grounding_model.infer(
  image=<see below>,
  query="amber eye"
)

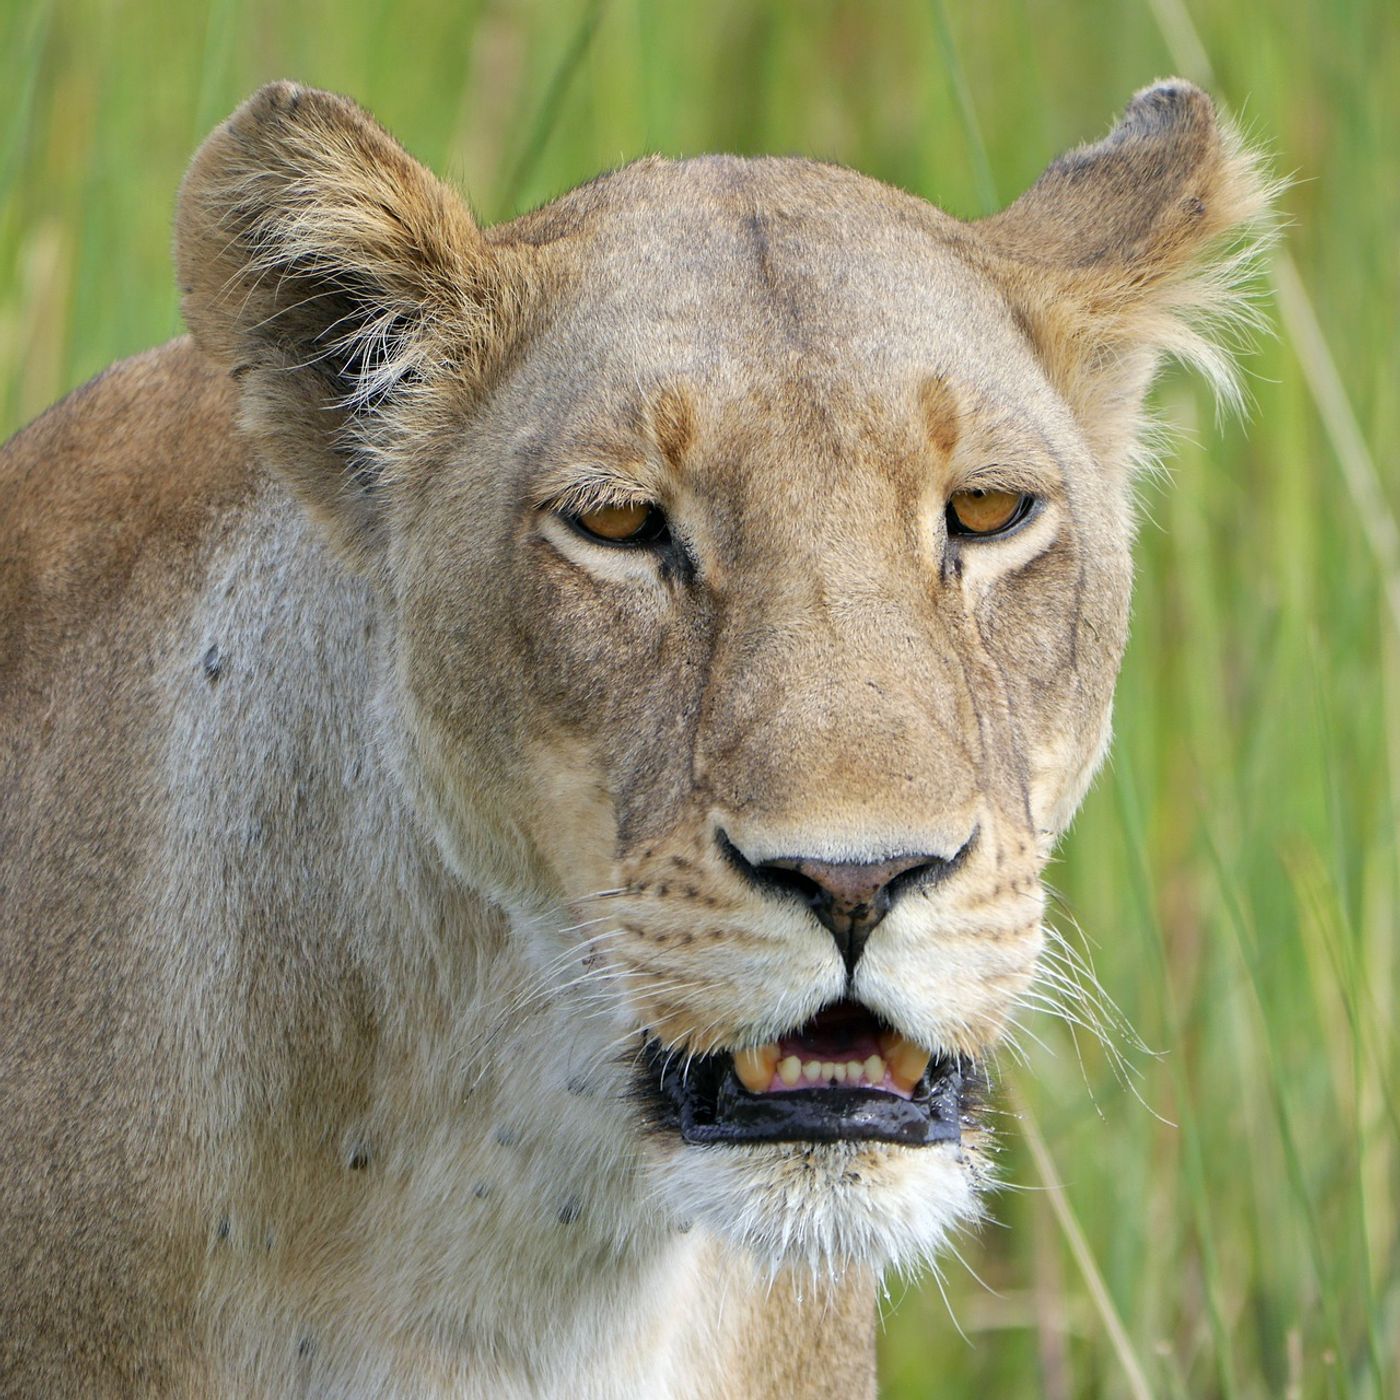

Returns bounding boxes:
[568,502,670,547]
[946,488,1033,538]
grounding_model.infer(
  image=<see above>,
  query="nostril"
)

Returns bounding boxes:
[740,859,835,925]
[718,830,976,974]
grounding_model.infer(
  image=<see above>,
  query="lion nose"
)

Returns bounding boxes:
[722,836,974,974]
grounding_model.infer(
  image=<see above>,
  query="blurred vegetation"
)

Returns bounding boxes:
[1,0,1394,1395]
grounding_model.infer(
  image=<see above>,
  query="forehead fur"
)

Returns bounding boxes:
[502,155,1047,402]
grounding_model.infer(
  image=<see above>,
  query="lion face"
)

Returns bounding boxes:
[177,84,1270,1276]
[386,161,1134,1271]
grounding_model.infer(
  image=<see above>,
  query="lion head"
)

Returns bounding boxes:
[175,80,1271,1280]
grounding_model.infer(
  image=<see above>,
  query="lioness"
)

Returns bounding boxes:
[0,80,1269,1396]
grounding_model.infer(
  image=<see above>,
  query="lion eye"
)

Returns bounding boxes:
[946,489,1032,538]
[569,502,670,546]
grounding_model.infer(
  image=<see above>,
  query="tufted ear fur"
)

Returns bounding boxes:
[977,80,1276,471]
[175,82,527,561]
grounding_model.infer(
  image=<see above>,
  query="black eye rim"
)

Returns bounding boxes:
[944,489,1038,541]
[561,503,672,549]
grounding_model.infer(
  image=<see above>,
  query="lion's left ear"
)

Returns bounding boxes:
[176,82,528,563]
[977,80,1275,469]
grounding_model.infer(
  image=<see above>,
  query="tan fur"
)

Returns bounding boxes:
[0,81,1271,1396]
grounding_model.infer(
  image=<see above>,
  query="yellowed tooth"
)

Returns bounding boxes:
[733,1045,779,1093]
[885,1034,932,1092]
[778,1055,802,1087]
[831,1061,847,1083]
[864,1054,885,1084]
[803,1060,822,1083]
[846,1059,863,1083]
[820,1061,837,1082]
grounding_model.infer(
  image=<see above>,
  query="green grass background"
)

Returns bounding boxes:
[2,0,1394,1395]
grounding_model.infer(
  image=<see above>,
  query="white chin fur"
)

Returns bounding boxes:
[654,1138,982,1278]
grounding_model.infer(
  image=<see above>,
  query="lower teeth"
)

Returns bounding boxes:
[732,1050,925,1093]
[731,1031,932,1095]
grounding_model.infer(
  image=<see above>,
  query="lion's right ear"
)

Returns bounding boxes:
[176,82,522,562]
[975,81,1276,473]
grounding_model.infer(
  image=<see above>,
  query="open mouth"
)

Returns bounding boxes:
[642,1000,967,1147]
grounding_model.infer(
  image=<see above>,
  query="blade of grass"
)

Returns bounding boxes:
[1017,1094,1154,1400]
[1113,757,1243,1400]
[0,0,54,211]
[928,0,998,214]
[1284,842,1394,1394]
[1142,0,1213,82]
[191,0,241,144]
[1196,815,1369,1397]
[498,0,606,215]
[1305,655,1393,1391]
[1269,257,1400,640]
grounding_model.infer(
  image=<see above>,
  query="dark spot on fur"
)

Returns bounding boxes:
[658,539,698,587]
[1009,304,1039,353]
[216,1216,229,1242]
[202,644,224,682]
[473,1182,491,1199]
[566,1074,593,1097]
[494,1126,518,1148]
[348,1146,370,1171]
[298,1337,315,1359]
[658,884,670,897]
[743,206,805,341]
[557,1199,581,1225]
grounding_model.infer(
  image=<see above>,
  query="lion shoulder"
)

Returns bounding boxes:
[0,338,253,669]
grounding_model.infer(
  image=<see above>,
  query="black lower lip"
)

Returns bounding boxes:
[641,1042,967,1147]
